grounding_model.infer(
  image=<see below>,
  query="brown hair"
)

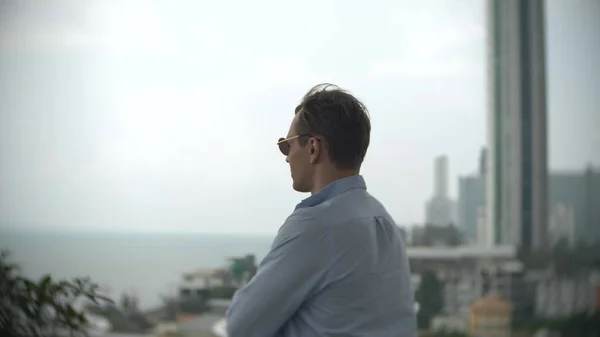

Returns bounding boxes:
[295,83,371,170]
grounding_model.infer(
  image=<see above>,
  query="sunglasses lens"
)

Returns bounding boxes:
[279,143,290,156]
[277,138,289,156]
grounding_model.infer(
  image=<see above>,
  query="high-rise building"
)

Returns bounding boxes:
[479,148,488,177]
[435,156,449,198]
[461,166,600,247]
[548,203,576,247]
[549,167,600,244]
[426,155,455,226]
[458,176,485,243]
[458,148,487,244]
[485,0,548,250]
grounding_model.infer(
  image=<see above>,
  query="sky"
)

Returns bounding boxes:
[0,0,598,234]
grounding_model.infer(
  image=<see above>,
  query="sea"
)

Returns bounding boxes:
[0,230,274,310]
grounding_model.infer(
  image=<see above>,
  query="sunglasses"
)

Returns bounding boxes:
[277,134,312,156]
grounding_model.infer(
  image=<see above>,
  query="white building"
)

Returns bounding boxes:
[442,272,482,315]
[485,0,548,249]
[548,203,576,247]
[179,268,226,300]
[535,274,596,318]
[477,207,491,247]
[431,314,467,333]
[435,156,449,200]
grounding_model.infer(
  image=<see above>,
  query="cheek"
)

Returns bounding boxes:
[288,149,303,168]
[288,152,298,167]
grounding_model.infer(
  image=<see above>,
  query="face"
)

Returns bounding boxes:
[278,114,319,193]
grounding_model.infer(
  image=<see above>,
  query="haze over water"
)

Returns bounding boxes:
[0,230,273,310]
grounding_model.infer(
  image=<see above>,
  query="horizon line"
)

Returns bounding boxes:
[0,226,276,236]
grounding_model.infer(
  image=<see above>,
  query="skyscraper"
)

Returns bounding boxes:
[458,175,484,243]
[434,156,449,199]
[457,148,487,244]
[426,155,455,226]
[549,167,600,244]
[485,0,548,250]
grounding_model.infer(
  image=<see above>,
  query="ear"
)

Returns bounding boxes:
[308,138,321,164]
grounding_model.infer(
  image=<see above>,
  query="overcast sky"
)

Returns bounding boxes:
[0,0,598,234]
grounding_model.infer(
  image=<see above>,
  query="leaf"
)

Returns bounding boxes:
[37,275,52,304]
[39,274,52,289]
[97,295,114,304]
[0,250,115,337]
[86,294,99,305]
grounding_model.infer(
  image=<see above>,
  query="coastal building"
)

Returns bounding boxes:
[431,314,467,334]
[410,224,462,247]
[407,245,519,321]
[434,258,532,325]
[485,0,548,250]
[480,263,536,326]
[180,268,225,296]
[469,294,513,337]
[407,245,517,276]
[228,254,258,286]
[534,273,597,318]
[442,272,482,316]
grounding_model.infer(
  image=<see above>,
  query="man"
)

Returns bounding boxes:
[226,84,416,337]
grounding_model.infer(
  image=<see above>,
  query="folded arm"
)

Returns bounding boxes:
[226,212,330,337]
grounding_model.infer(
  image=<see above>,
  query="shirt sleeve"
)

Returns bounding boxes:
[226,212,331,337]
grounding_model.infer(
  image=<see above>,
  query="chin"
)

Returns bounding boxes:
[292,180,310,193]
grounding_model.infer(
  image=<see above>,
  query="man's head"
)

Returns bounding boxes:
[277,83,371,193]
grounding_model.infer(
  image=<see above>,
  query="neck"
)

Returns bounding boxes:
[311,168,359,195]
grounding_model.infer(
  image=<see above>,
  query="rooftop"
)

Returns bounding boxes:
[406,245,516,259]
[471,293,513,313]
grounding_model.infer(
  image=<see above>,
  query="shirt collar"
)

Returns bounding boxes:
[295,175,367,210]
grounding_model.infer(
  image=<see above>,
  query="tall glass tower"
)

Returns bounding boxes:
[485,0,548,250]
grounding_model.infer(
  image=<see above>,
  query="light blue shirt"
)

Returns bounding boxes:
[226,175,417,337]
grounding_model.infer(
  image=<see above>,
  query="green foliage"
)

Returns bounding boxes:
[431,331,468,337]
[518,310,600,337]
[119,291,139,313]
[228,256,257,284]
[415,270,443,330]
[230,262,247,282]
[418,330,468,337]
[90,303,151,333]
[0,250,113,337]
[158,295,179,321]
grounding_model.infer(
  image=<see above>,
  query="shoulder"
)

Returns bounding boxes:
[273,210,327,249]
[311,189,389,227]
[267,210,331,276]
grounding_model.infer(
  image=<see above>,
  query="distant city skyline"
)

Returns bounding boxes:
[0,0,599,233]
[458,167,600,246]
